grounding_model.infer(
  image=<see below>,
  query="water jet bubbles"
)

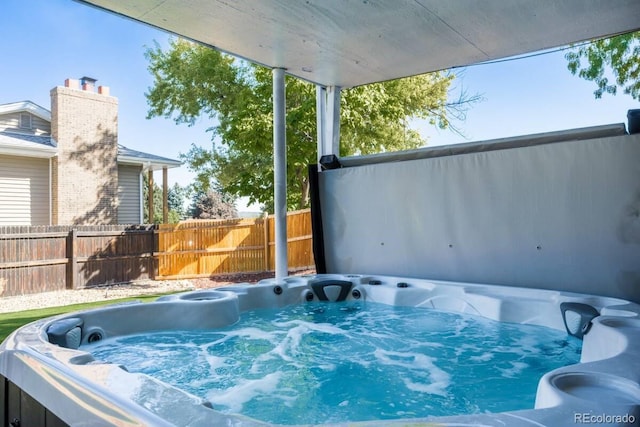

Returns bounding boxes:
[339,304,362,313]
[84,302,582,425]
[306,307,325,315]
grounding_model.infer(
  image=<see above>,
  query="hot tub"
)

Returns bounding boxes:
[1,274,639,426]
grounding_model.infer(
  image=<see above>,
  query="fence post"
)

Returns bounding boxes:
[263,214,270,271]
[66,229,77,289]
[151,226,158,280]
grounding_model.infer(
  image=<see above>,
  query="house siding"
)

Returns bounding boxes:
[117,164,141,224]
[0,154,50,225]
[0,112,51,135]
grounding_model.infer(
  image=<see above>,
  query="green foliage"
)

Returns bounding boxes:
[566,31,640,100]
[142,175,188,224]
[146,38,476,211]
[167,183,188,220]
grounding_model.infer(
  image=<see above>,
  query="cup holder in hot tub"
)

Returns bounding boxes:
[177,290,228,301]
[550,372,640,405]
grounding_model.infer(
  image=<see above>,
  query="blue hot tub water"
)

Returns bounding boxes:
[83,302,581,425]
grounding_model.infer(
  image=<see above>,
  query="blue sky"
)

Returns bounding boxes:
[0,0,210,188]
[420,47,638,146]
[2,0,638,193]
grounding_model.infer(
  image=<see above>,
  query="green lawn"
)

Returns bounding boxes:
[0,293,170,343]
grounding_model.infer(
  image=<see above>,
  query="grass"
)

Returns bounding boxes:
[0,293,172,343]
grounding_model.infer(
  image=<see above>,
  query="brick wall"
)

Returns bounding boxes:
[51,79,119,225]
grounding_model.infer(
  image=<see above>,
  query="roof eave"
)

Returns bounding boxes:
[0,101,52,122]
[117,155,182,170]
[0,145,57,159]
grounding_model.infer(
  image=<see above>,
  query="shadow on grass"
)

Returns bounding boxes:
[0,293,172,343]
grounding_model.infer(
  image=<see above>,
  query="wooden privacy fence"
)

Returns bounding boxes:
[156,209,314,279]
[0,210,314,297]
[0,225,155,297]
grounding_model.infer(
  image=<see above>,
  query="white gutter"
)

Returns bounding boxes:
[0,145,57,159]
[117,155,181,170]
[316,86,341,162]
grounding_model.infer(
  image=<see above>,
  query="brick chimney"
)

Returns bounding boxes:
[51,77,119,225]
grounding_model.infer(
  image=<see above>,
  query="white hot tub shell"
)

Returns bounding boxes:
[1,274,639,426]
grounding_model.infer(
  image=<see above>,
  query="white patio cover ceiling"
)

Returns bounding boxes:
[77,0,640,88]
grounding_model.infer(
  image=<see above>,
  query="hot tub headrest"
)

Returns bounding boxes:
[560,302,599,339]
[47,317,83,349]
[309,279,353,302]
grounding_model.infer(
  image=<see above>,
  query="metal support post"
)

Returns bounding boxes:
[316,85,341,162]
[273,68,288,282]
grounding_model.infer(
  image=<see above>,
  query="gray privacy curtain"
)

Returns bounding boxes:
[319,133,640,303]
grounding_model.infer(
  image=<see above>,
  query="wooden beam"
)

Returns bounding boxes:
[162,167,168,224]
[147,169,154,224]
[0,258,68,270]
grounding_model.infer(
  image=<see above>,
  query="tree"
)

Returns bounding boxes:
[142,176,188,223]
[565,31,640,100]
[146,38,478,211]
[189,189,238,219]
[167,183,188,221]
